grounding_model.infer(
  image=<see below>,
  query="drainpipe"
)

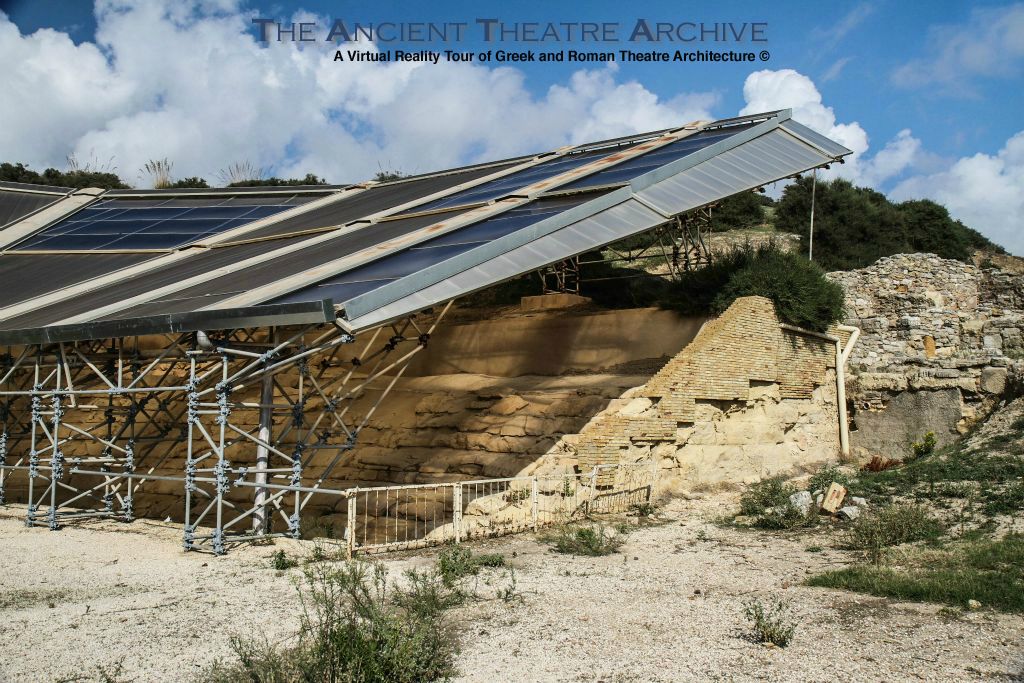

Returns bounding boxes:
[835,324,861,458]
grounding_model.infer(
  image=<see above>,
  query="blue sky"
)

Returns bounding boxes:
[1,0,1022,251]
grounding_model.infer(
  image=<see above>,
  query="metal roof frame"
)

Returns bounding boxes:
[42,146,588,327]
[337,110,853,331]
[0,299,333,345]
[0,110,853,343]
[197,120,711,310]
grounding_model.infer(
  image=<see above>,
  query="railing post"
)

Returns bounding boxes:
[531,477,539,531]
[346,492,357,559]
[452,483,463,544]
[588,467,598,515]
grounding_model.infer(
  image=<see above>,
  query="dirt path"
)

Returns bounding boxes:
[1,495,1021,682]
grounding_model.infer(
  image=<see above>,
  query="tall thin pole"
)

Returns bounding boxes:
[808,167,817,262]
[252,369,274,534]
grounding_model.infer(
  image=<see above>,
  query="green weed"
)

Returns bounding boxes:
[743,597,796,647]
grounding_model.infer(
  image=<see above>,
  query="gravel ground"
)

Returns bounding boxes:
[1,495,1021,683]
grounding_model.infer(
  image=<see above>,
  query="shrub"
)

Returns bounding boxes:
[660,243,845,332]
[911,432,938,459]
[808,463,853,494]
[774,176,1003,270]
[743,597,796,647]
[436,544,505,586]
[710,191,766,231]
[207,561,459,682]
[547,523,623,556]
[754,505,817,531]
[846,504,945,563]
[739,476,794,516]
[270,549,297,570]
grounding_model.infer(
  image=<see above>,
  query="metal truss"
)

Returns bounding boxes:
[539,256,581,294]
[572,206,716,287]
[0,303,450,554]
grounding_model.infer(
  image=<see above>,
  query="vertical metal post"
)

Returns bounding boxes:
[808,167,817,262]
[346,493,356,559]
[589,468,598,515]
[213,353,228,555]
[452,483,463,544]
[26,351,40,527]
[48,358,63,530]
[531,476,539,531]
[252,370,274,534]
[183,355,197,551]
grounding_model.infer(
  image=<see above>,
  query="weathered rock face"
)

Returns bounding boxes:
[529,296,843,492]
[827,253,1024,455]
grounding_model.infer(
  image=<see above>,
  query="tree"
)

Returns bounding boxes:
[169,177,210,188]
[774,176,1002,271]
[227,173,329,187]
[0,161,129,189]
[659,243,845,332]
[710,191,766,231]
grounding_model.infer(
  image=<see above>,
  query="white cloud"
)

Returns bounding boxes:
[739,68,920,186]
[891,3,1024,94]
[812,3,874,46]
[820,57,851,83]
[0,1,717,186]
[892,131,1024,255]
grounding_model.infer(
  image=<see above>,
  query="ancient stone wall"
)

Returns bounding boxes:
[2,299,845,522]
[528,296,843,491]
[827,253,1024,455]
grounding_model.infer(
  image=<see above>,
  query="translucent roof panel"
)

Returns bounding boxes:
[400,145,639,214]
[554,123,758,192]
[12,195,314,252]
[272,195,595,305]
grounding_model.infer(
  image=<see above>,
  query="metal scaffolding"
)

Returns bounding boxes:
[0,304,450,554]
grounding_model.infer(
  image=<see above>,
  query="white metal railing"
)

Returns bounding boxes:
[332,461,657,556]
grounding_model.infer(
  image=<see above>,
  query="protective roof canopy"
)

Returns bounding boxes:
[0,110,851,344]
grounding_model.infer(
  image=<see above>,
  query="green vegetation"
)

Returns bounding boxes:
[436,544,506,586]
[853,441,1024,509]
[807,463,853,494]
[774,177,1002,270]
[270,549,298,571]
[845,504,945,564]
[545,523,623,556]
[207,562,459,682]
[738,475,794,516]
[805,412,1024,613]
[808,535,1024,613]
[743,597,796,647]
[734,475,817,529]
[910,431,938,460]
[710,191,769,231]
[227,173,329,187]
[168,176,210,188]
[0,161,128,190]
[659,243,845,332]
